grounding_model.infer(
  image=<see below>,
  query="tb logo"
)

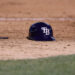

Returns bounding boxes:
[41,27,50,35]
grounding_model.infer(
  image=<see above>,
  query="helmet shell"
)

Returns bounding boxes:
[28,22,55,41]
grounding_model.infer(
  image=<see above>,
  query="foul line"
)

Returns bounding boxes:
[0,17,75,21]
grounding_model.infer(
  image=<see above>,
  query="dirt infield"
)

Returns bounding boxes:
[0,0,75,60]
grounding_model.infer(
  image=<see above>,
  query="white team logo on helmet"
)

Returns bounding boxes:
[41,27,50,35]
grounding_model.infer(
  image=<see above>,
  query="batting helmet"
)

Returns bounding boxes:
[28,22,55,41]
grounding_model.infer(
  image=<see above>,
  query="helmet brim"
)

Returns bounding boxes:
[27,36,55,41]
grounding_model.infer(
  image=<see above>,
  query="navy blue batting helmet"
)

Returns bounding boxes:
[28,22,55,41]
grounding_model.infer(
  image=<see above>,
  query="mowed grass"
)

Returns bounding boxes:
[0,55,75,75]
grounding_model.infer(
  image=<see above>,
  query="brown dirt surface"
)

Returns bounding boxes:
[0,0,75,60]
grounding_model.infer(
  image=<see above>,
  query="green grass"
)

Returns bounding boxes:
[0,55,75,75]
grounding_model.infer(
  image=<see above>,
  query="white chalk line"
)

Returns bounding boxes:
[0,17,75,21]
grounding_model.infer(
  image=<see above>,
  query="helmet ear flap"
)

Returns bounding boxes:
[29,26,37,38]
